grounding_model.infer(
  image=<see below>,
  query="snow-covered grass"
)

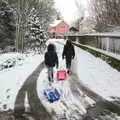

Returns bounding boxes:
[73,45,120,101]
[74,41,120,60]
[85,32,120,37]
[0,52,43,111]
[0,53,25,71]
[86,45,120,60]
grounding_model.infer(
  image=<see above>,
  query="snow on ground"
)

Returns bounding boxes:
[37,40,94,119]
[37,68,87,119]
[0,53,24,65]
[85,32,120,37]
[0,52,43,111]
[73,45,120,101]
[86,45,120,60]
[51,39,120,101]
[74,41,120,60]
[0,38,120,115]
[0,53,25,71]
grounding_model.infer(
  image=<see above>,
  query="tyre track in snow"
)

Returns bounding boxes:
[14,41,120,120]
[13,60,84,120]
[56,40,120,117]
[14,62,52,120]
[14,58,84,120]
[70,66,120,119]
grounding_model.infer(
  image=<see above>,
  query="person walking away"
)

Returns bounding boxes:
[44,44,59,83]
[62,40,75,73]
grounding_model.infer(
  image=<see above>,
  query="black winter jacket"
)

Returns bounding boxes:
[62,41,75,60]
[45,51,58,67]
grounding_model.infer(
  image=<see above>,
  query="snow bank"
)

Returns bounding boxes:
[0,53,43,111]
[74,47,120,100]
[74,42,120,60]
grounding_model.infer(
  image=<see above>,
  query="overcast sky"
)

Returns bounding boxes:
[54,0,88,24]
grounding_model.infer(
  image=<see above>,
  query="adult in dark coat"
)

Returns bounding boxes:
[62,40,75,72]
[45,44,58,82]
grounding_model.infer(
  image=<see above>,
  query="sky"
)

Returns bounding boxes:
[54,0,88,24]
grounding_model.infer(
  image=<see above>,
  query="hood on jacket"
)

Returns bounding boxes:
[47,44,56,52]
[66,40,72,47]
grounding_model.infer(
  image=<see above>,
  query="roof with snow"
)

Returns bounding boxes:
[50,20,62,27]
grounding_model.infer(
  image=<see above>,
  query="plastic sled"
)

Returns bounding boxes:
[44,88,60,102]
[56,70,68,81]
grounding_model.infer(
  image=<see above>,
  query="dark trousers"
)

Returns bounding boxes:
[66,58,72,69]
[47,67,53,82]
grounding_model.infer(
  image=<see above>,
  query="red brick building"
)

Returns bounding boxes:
[49,20,69,36]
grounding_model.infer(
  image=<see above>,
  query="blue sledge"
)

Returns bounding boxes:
[44,88,60,102]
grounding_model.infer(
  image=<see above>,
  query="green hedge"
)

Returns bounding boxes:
[74,43,120,71]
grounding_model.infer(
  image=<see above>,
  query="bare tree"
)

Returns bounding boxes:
[74,0,93,33]
[89,0,120,32]
[75,0,85,18]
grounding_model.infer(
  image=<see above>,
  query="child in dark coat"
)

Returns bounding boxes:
[45,44,58,82]
[62,40,75,73]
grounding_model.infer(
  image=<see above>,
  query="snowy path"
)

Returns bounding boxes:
[14,61,90,120]
[13,59,120,120]
[13,42,94,120]
[36,67,89,120]
[13,40,120,120]
[14,62,52,120]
